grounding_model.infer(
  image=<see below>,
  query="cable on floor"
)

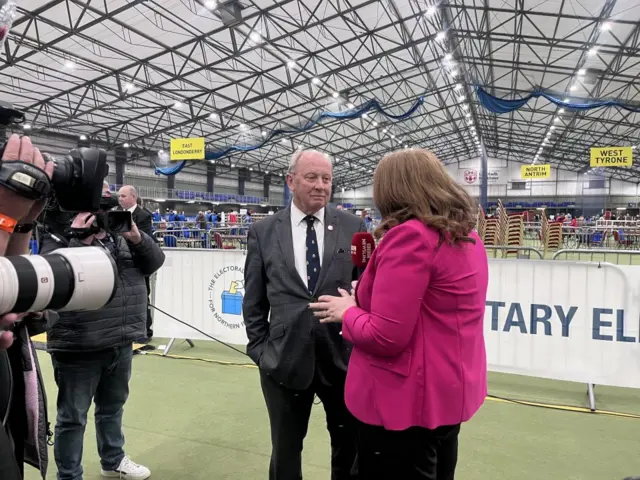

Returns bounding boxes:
[148,304,640,418]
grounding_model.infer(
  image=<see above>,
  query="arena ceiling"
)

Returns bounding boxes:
[1,0,639,190]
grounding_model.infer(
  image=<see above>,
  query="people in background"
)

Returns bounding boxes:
[195,211,207,230]
[310,148,488,480]
[243,149,366,480]
[41,182,165,480]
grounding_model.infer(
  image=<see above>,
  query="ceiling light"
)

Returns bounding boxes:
[391,135,396,138]
[458,95,465,101]
[250,31,262,43]
[465,113,471,118]
[281,138,287,143]
[373,122,378,127]
[80,135,87,140]
[231,163,236,167]
[404,145,408,148]
[347,103,355,109]
[563,98,570,102]
[362,113,368,118]
[173,101,182,108]
[383,129,387,133]
[455,84,462,90]
[550,126,556,130]
[261,131,267,137]
[450,70,458,77]
[64,61,75,69]
[239,123,247,129]
[23,124,31,129]
[444,53,453,62]
[425,6,437,16]
[435,31,446,42]
[249,167,253,171]
[570,85,577,91]
[209,113,218,120]
[287,60,296,69]
[578,68,586,76]
[588,47,598,55]
[554,117,560,122]
[123,143,130,148]
[312,77,320,84]
[600,22,611,31]
[332,91,339,98]
[463,104,469,110]
[124,83,134,91]
[205,0,216,9]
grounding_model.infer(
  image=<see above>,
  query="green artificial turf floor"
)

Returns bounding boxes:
[23,339,640,480]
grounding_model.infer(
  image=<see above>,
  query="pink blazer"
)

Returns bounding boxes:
[342,219,488,431]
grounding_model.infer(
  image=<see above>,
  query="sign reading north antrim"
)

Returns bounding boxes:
[521,164,551,179]
[170,137,205,161]
[590,147,633,168]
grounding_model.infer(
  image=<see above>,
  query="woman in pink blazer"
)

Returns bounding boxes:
[309,149,488,479]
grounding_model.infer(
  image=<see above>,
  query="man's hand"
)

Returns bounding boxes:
[0,134,55,222]
[0,313,25,349]
[71,212,96,245]
[122,222,142,244]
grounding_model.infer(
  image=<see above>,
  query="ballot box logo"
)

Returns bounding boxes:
[207,265,245,330]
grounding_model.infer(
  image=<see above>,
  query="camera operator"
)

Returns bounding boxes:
[0,133,55,480]
[39,183,165,480]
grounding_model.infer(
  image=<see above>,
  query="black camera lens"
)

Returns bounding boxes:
[51,148,109,212]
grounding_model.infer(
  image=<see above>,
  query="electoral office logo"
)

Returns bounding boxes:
[207,265,245,330]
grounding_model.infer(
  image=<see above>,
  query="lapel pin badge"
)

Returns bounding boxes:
[328,225,334,231]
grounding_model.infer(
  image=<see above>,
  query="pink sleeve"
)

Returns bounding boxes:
[342,222,433,357]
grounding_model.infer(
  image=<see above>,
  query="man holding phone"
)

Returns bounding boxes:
[39,184,165,480]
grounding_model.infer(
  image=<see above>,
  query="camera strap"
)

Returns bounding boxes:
[0,160,51,200]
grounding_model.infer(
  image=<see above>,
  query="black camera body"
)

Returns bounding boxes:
[0,102,110,214]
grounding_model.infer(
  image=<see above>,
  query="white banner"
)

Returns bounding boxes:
[152,250,640,389]
[486,260,640,388]
[457,167,505,185]
[154,249,249,345]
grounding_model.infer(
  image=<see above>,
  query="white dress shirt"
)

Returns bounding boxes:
[126,205,137,214]
[290,202,325,288]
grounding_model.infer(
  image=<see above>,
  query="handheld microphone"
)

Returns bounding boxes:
[351,232,375,279]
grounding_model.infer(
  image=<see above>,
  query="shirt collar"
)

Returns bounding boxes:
[127,205,137,214]
[291,202,324,227]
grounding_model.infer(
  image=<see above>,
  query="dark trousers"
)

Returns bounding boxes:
[353,421,461,480]
[51,345,133,480]
[260,370,356,480]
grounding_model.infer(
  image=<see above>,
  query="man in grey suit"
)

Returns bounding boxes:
[243,149,365,480]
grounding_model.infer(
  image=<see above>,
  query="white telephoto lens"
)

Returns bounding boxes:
[54,246,117,312]
[0,246,117,315]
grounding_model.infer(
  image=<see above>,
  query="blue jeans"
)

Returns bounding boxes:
[51,345,133,480]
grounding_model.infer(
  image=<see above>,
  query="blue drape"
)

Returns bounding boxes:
[155,96,425,176]
[476,86,640,115]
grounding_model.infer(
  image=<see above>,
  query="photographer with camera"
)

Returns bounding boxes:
[0,133,56,480]
[39,181,164,480]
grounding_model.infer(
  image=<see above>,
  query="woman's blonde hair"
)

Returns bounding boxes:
[373,148,476,244]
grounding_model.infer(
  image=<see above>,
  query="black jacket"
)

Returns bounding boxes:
[132,206,153,239]
[39,232,165,352]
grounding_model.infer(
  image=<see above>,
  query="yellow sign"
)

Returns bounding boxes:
[521,164,551,179]
[170,137,205,161]
[590,147,633,167]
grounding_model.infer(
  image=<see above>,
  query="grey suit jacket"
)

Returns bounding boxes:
[243,205,366,390]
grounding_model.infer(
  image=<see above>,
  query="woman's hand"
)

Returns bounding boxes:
[350,280,358,296]
[309,288,356,323]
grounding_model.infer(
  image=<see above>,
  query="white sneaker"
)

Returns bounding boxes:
[101,456,151,479]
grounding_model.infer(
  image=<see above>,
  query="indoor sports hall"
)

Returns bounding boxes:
[0,0,638,479]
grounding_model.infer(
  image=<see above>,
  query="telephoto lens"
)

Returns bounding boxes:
[0,246,118,315]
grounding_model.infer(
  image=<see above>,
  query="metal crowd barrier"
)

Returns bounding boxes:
[485,245,544,259]
[551,248,638,411]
